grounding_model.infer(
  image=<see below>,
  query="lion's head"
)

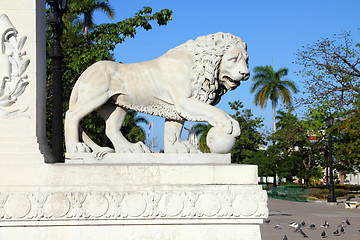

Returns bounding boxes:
[177,32,249,105]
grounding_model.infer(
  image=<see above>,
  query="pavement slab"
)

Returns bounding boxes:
[261,198,360,240]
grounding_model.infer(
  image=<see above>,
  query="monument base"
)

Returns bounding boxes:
[0,154,268,240]
[2,223,262,240]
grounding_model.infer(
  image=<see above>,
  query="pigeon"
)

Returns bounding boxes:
[308,224,316,230]
[298,228,308,238]
[289,222,299,229]
[321,220,329,229]
[274,223,281,229]
[265,219,270,223]
[346,218,351,225]
[333,229,340,236]
[283,235,288,240]
[321,230,327,238]
[340,226,345,233]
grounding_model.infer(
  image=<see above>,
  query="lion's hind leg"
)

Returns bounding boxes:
[65,92,110,153]
[97,103,150,153]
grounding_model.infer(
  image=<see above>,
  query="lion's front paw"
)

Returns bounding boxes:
[213,115,240,137]
[69,142,92,153]
[231,119,241,137]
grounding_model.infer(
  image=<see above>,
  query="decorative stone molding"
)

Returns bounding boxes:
[0,14,30,119]
[0,189,268,221]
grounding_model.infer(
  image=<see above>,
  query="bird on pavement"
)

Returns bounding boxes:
[298,227,308,238]
[289,222,299,229]
[321,220,329,229]
[321,230,327,238]
[308,224,316,230]
[274,224,281,229]
[333,229,340,236]
[346,218,351,225]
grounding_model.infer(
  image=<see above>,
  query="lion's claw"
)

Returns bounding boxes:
[69,142,92,153]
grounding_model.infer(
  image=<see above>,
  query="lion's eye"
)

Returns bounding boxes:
[228,57,237,62]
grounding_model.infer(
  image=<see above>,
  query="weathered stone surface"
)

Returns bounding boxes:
[64,32,250,156]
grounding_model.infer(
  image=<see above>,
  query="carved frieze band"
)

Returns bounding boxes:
[0,190,268,221]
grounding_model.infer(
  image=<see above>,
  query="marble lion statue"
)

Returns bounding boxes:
[65,32,250,156]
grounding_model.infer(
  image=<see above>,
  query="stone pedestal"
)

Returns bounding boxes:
[0,0,51,162]
[0,1,268,239]
[0,155,268,240]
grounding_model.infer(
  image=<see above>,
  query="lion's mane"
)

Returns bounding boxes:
[175,32,245,105]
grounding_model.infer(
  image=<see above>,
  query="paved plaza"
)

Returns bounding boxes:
[261,198,360,240]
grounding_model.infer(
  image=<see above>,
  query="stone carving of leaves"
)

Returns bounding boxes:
[27,192,49,220]
[142,191,161,218]
[104,192,124,219]
[0,16,30,118]
[217,191,235,218]
[253,191,269,218]
[180,192,200,217]
[67,192,88,219]
[0,193,9,219]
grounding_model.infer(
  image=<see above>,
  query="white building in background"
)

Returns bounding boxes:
[347,171,360,185]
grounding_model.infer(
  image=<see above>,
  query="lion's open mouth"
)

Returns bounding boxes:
[222,75,240,89]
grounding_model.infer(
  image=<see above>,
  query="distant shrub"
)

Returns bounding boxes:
[310,188,349,199]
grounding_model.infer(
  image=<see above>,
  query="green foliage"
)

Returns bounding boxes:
[310,188,349,199]
[251,66,298,109]
[192,123,211,153]
[295,32,360,179]
[228,101,265,164]
[268,110,326,187]
[251,65,298,132]
[46,2,172,150]
[295,32,360,110]
[69,0,115,35]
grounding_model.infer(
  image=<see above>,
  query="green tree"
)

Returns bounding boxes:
[250,65,299,132]
[46,3,173,150]
[270,110,326,187]
[295,32,360,184]
[295,32,360,109]
[229,100,265,163]
[192,123,211,153]
[69,0,115,35]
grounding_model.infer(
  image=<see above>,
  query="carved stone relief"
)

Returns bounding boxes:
[0,14,30,119]
[0,189,268,221]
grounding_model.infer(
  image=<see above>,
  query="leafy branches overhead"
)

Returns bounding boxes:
[295,32,360,108]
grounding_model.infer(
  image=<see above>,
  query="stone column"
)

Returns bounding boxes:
[0,0,52,163]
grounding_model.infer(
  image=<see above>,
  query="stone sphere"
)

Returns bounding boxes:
[206,127,236,154]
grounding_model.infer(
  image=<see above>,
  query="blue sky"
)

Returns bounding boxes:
[94,0,360,151]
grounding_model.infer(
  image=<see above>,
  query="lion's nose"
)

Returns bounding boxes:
[241,72,250,80]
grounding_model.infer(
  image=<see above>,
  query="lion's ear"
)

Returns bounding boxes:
[243,41,247,51]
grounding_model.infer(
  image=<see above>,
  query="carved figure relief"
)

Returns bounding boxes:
[0,14,30,119]
[65,32,249,157]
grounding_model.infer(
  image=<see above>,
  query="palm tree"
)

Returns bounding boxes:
[192,123,212,153]
[70,0,115,35]
[250,65,299,132]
